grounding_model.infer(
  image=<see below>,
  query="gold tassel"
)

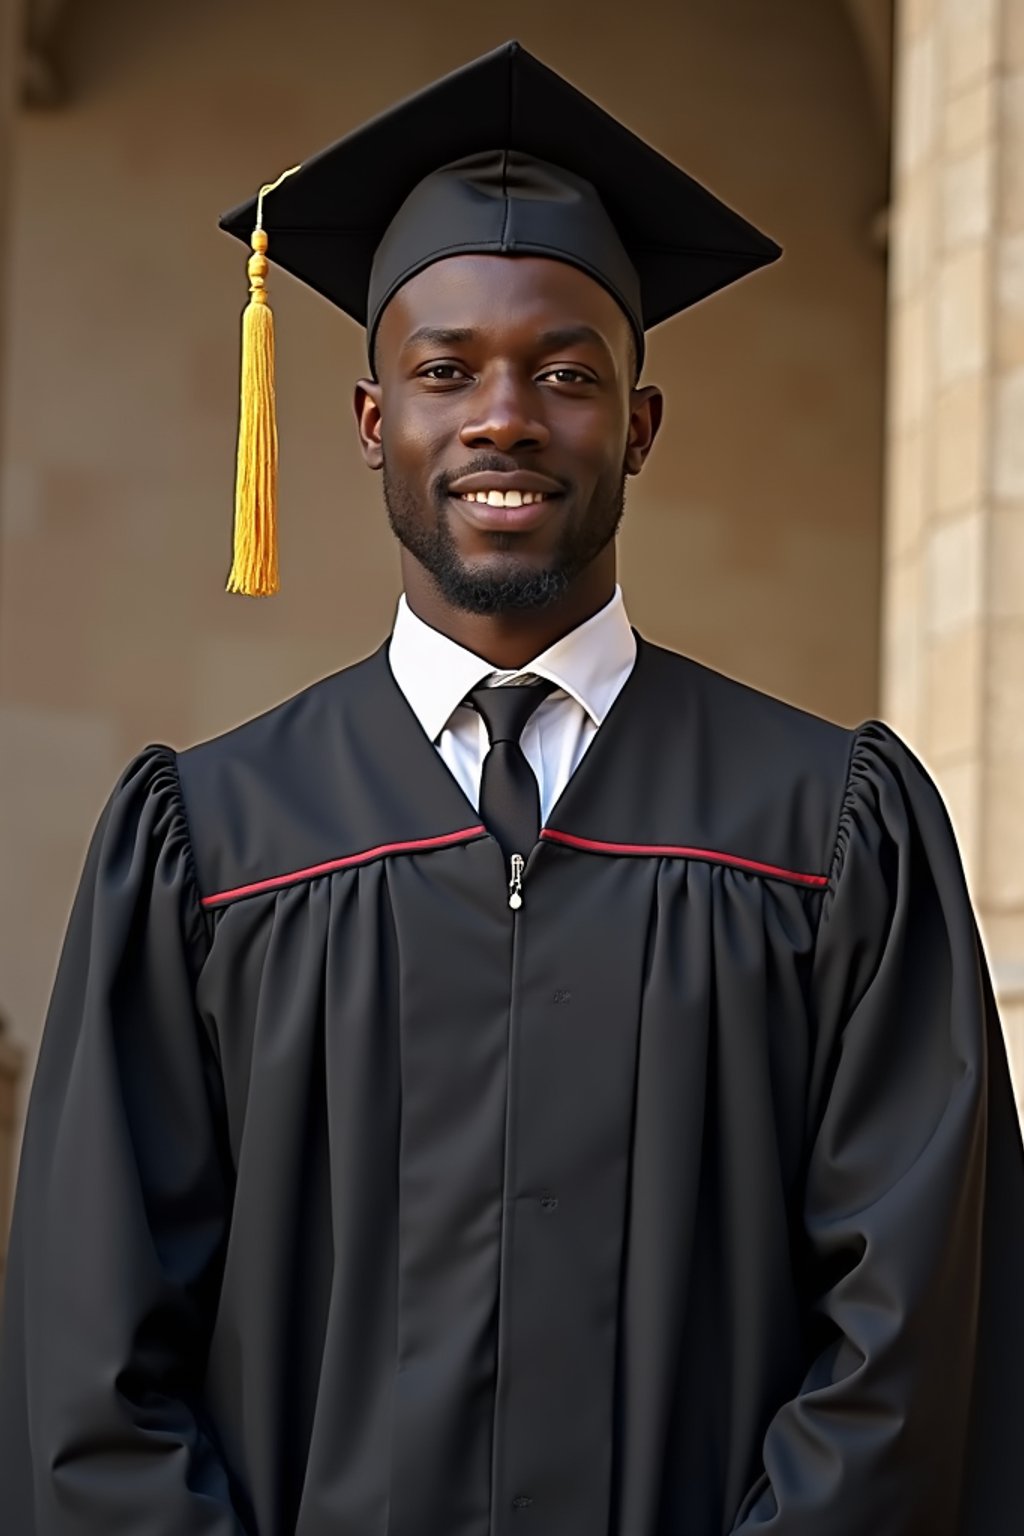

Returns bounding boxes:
[226,166,300,596]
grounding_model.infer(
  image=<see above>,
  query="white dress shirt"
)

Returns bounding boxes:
[387,586,636,823]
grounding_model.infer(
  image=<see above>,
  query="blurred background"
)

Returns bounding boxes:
[0,0,1021,1287]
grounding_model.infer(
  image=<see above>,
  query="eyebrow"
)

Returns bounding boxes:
[400,323,612,354]
[534,325,610,353]
[401,326,475,352]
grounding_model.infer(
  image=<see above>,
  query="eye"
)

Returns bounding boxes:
[539,366,595,385]
[418,362,470,382]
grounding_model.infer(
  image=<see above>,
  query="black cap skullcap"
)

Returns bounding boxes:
[219,39,782,373]
[365,148,646,372]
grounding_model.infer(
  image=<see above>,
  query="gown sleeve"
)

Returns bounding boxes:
[732,721,1024,1536]
[0,747,248,1533]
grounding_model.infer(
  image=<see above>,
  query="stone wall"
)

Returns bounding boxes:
[0,0,889,1148]
[885,0,1024,1103]
[0,0,25,1291]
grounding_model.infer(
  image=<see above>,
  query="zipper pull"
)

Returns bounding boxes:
[508,853,525,910]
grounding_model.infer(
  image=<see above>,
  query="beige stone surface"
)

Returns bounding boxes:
[986,620,1024,759]
[882,552,927,737]
[902,0,938,45]
[942,0,999,97]
[983,752,1024,905]
[898,26,939,173]
[894,291,931,428]
[886,423,929,557]
[934,371,987,512]
[924,620,985,758]
[888,0,1024,1121]
[925,507,986,632]
[999,72,1024,232]
[943,73,996,154]
[937,242,989,382]
[941,146,993,247]
[1004,0,1024,66]
[996,231,1024,368]
[893,163,937,299]
[882,554,926,740]
[990,504,1024,615]
[993,365,1024,497]
[984,908,1024,960]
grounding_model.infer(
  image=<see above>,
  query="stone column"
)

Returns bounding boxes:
[885,0,1024,1108]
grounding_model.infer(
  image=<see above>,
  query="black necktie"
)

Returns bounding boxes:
[467,679,557,863]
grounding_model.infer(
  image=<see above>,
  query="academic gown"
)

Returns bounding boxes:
[1,634,1022,1536]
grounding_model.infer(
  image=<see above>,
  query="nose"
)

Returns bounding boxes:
[459,368,550,454]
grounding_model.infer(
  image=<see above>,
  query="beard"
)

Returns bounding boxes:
[383,454,626,616]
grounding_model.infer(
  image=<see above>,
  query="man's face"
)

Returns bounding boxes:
[355,254,661,615]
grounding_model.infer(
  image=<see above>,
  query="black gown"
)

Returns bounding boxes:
[1,635,1022,1536]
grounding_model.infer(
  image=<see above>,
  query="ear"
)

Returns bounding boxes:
[624,384,664,476]
[353,378,384,470]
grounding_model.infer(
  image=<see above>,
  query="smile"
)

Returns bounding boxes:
[457,490,555,508]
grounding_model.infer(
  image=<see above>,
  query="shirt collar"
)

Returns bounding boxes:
[388,585,636,744]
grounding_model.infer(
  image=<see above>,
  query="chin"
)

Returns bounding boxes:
[430,558,572,616]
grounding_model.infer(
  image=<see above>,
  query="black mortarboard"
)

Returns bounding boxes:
[218,41,781,595]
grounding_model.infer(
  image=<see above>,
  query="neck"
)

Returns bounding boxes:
[401,552,616,670]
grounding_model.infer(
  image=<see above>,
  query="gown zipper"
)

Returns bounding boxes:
[508,853,525,909]
[491,840,528,1529]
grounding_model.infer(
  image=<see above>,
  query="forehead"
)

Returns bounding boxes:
[375,253,635,358]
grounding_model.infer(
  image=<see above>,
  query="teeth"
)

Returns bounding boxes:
[461,489,547,507]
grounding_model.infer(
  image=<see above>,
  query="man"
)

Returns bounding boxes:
[1,40,1022,1536]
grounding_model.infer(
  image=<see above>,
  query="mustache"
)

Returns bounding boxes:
[434,456,572,499]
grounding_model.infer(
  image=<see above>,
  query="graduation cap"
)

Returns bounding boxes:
[218,40,781,596]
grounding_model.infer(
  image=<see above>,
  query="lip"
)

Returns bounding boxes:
[446,470,564,496]
[449,492,558,533]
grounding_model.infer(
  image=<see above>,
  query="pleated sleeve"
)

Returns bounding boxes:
[0,748,247,1533]
[732,721,1024,1535]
